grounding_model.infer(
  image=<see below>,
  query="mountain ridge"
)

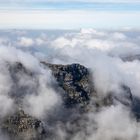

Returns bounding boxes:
[1,61,140,140]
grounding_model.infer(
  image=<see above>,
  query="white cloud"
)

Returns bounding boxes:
[112,32,127,40]
[17,37,34,47]
[0,46,62,121]
[80,28,106,37]
[23,66,62,119]
[35,38,46,46]
[0,29,140,139]
[0,10,139,29]
[92,105,139,140]
[48,29,140,100]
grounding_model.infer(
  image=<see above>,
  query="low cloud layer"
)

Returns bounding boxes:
[0,29,140,139]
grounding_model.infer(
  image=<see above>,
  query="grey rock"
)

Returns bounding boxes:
[1,109,46,140]
[1,61,139,140]
[41,62,94,108]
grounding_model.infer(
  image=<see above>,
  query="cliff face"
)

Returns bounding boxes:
[42,62,133,108]
[42,62,93,108]
[1,110,46,140]
[0,62,138,140]
[1,62,94,140]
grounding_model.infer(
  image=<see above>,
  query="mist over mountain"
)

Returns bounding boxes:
[0,29,140,140]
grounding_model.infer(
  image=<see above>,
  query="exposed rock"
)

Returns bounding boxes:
[113,85,133,106]
[42,62,134,108]
[9,62,133,109]
[41,62,94,108]
[1,109,46,140]
[1,61,138,140]
[132,97,140,120]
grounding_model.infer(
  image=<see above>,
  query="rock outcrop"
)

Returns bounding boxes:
[41,62,94,108]
[1,61,138,140]
[1,109,46,140]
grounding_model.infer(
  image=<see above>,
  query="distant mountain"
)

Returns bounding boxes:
[121,54,140,62]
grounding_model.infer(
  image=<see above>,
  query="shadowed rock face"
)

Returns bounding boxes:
[41,62,94,108]
[42,62,133,108]
[8,62,38,100]
[1,62,139,140]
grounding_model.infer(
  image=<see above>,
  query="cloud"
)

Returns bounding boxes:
[23,68,62,119]
[0,29,140,139]
[0,10,140,29]
[17,37,34,47]
[112,32,127,40]
[50,29,140,57]
[89,105,139,140]
[0,46,61,120]
[0,37,10,46]
[48,29,140,101]
[16,36,47,47]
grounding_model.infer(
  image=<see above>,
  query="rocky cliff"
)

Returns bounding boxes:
[1,62,139,140]
[1,109,46,140]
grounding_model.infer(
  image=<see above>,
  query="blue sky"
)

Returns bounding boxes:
[0,0,140,11]
[0,0,140,29]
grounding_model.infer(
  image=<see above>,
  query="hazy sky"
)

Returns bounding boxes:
[0,0,140,29]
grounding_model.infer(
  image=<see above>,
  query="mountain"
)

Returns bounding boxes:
[121,54,140,62]
[1,62,140,140]
[1,109,46,140]
[41,62,93,108]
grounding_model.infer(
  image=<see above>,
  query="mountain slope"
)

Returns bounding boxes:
[0,62,139,140]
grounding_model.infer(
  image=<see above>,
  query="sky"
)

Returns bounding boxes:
[0,0,140,29]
